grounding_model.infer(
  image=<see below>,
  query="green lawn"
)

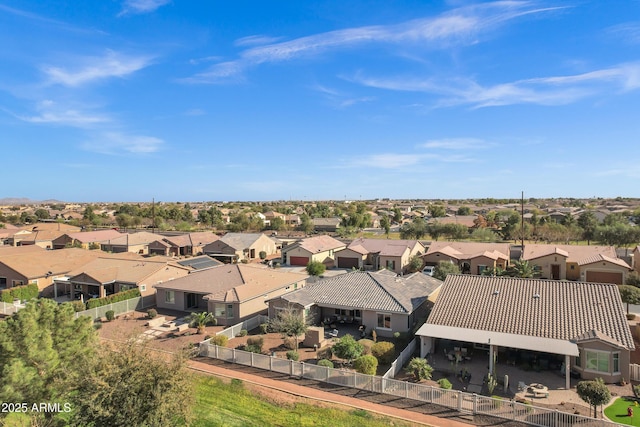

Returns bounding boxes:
[191,375,416,427]
[604,397,640,426]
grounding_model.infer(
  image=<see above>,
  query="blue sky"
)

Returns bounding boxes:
[1,1,640,202]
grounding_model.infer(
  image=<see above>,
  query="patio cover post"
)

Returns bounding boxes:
[565,354,570,389]
[488,339,494,376]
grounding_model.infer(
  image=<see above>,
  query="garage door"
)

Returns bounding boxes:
[586,271,623,285]
[289,256,309,266]
[337,257,359,269]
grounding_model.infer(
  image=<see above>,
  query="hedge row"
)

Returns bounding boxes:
[0,283,39,303]
[86,288,141,309]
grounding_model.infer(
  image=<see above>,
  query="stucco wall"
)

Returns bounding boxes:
[528,254,567,280]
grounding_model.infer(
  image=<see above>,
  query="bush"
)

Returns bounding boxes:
[236,329,248,337]
[259,323,269,334]
[317,346,333,360]
[405,357,434,381]
[210,335,229,347]
[86,288,141,309]
[246,337,264,353]
[358,339,374,355]
[627,313,636,320]
[317,359,334,368]
[147,308,158,319]
[286,350,299,361]
[70,300,87,312]
[105,310,115,322]
[438,378,452,389]
[371,341,395,365]
[306,260,326,276]
[0,283,39,303]
[353,355,378,375]
[283,336,297,350]
[259,251,267,260]
[93,322,102,330]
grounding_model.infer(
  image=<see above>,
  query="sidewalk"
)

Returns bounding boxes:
[189,359,477,427]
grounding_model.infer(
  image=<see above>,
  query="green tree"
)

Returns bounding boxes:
[577,211,598,245]
[73,340,194,427]
[619,285,640,314]
[433,261,461,281]
[626,271,640,287]
[576,378,611,418]
[392,207,403,223]
[353,354,378,375]
[507,260,539,278]
[269,307,308,351]
[188,311,215,334]
[34,208,50,220]
[306,260,326,276]
[83,206,96,222]
[270,216,285,231]
[332,334,363,364]
[407,255,424,273]
[427,223,446,241]
[481,266,507,277]
[428,204,446,218]
[0,299,97,424]
[405,357,434,381]
[380,215,391,238]
[457,206,472,216]
[299,213,314,234]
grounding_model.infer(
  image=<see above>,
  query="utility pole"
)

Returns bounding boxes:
[521,191,525,249]
[152,198,155,234]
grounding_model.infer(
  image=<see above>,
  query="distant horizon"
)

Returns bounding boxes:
[2,2,640,201]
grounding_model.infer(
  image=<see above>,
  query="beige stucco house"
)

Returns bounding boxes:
[52,229,123,250]
[202,233,278,263]
[416,275,635,387]
[154,264,307,326]
[281,235,346,267]
[100,231,164,255]
[422,241,510,275]
[334,238,425,274]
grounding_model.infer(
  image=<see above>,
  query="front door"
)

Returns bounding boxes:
[551,264,560,280]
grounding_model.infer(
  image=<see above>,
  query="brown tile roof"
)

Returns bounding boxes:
[425,275,634,350]
[19,223,81,232]
[577,253,631,269]
[0,245,44,256]
[66,229,123,243]
[295,235,345,253]
[426,241,510,260]
[347,238,424,255]
[154,264,307,303]
[68,257,188,284]
[103,231,164,246]
[0,248,105,279]
[522,244,616,263]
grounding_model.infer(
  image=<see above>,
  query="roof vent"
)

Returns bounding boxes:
[533,293,541,299]
[492,290,499,296]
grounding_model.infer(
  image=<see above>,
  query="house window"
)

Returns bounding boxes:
[165,290,175,304]
[570,265,575,270]
[0,277,7,288]
[354,310,361,319]
[377,313,391,329]
[214,303,226,317]
[477,265,487,275]
[226,304,234,319]
[585,350,611,373]
[386,260,395,270]
[140,285,146,292]
[613,353,620,373]
[12,280,24,286]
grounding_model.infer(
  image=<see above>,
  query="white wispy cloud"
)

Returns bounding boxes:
[421,137,486,150]
[15,100,109,127]
[606,22,640,44]
[43,50,153,87]
[354,153,425,169]
[0,4,106,34]
[356,62,640,108]
[186,1,561,83]
[81,132,164,155]
[119,0,171,16]
[234,35,284,47]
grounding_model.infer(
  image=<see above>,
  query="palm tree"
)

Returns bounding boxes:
[188,312,214,334]
[507,260,538,278]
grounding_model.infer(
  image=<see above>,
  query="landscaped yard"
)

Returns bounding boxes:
[605,397,640,426]
[191,374,414,427]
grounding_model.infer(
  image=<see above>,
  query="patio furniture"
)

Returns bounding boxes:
[529,383,549,398]
[328,329,339,338]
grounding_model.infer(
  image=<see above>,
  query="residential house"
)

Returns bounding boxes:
[0,247,106,297]
[269,269,441,338]
[522,244,631,284]
[334,238,425,274]
[52,229,123,250]
[175,255,223,271]
[100,231,164,255]
[63,257,191,300]
[202,232,278,263]
[428,215,478,229]
[422,241,510,275]
[281,235,346,267]
[154,264,307,325]
[416,275,634,387]
[634,246,640,273]
[311,217,341,233]
[148,232,220,257]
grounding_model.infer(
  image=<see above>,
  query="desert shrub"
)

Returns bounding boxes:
[259,251,267,260]
[93,322,102,330]
[627,313,636,320]
[259,323,269,334]
[105,310,115,322]
[0,282,39,303]
[237,329,248,337]
[283,336,297,350]
[86,288,141,309]
[358,339,374,355]
[286,350,299,361]
[245,336,264,353]
[70,300,87,312]
[371,341,395,365]
[353,355,378,375]
[317,359,334,368]
[147,308,157,319]
[210,335,229,347]
[438,378,452,389]
[317,346,333,360]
